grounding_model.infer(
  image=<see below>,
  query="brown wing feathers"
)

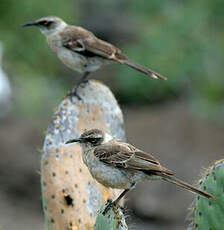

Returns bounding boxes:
[94,143,215,198]
[61,26,122,59]
[61,26,167,80]
[94,143,173,175]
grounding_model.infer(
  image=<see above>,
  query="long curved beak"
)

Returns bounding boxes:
[65,138,82,144]
[22,21,39,27]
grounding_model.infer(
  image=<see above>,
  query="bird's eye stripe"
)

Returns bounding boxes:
[86,137,101,144]
[88,138,97,142]
[38,21,53,27]
[46,21,53,26]
[38,20,47,25]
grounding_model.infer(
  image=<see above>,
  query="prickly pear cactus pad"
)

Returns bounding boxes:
[94,202,128,230]
[41,80,125,230]
[187,159,224,230]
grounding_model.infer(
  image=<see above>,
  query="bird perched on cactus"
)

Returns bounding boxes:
[22,16,167,98]
[66,129,215,214]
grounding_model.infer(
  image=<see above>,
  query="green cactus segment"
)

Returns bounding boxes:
[94,202,128,230]
[189,159,224,230]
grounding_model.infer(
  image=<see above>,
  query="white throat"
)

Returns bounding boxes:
[103,133,113,144]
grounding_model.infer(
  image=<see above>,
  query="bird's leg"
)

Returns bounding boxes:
[67,72,90,101]
[76,71,90,89]
[102,188,130,215]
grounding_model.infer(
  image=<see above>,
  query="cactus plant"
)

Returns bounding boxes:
[94,202,128,230]
[187,159,224,230]
[41,80,126,230]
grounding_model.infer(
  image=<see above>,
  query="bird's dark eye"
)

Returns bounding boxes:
[38,20,53,27]
[87,138,101,145]
[38,20,47,25]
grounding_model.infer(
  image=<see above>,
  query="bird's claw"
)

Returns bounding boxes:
[102,199,113,215]
[66,87,82,101]
[80,79,89,88]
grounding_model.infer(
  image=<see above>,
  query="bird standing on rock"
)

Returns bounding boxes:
[66,128,215,214]
[22,16,167,99]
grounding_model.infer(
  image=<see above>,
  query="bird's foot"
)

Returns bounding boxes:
[66,79,89,101]
[102,199,114,215]
[80,79,89,87]
[66,87,82,101]
[65,77,90,101]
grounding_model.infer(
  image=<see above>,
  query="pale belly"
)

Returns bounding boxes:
[91,163,131,189]
[86,157,156,189]
[56,48,107,73]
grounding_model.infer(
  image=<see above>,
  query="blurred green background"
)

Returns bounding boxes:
[1,0,224,120]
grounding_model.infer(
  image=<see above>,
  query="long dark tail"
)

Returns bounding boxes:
[123,60,167,80]
[161,174,215,199]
